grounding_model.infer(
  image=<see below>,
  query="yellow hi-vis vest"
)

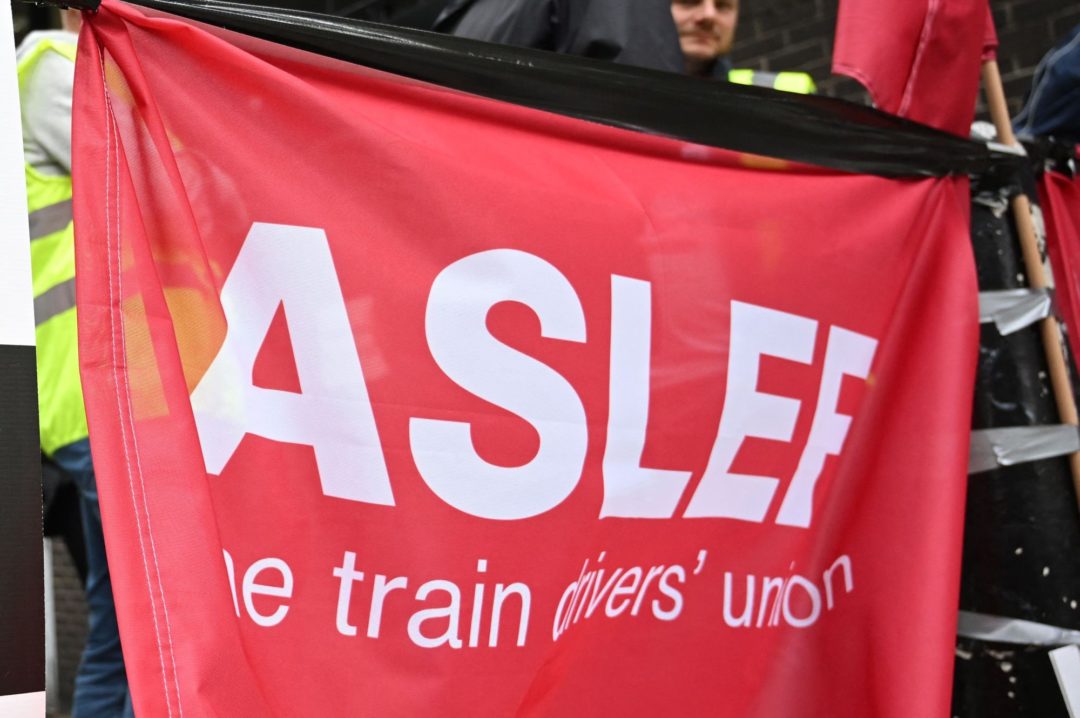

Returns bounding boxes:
[728,69,816,94]
[18,38,87,456]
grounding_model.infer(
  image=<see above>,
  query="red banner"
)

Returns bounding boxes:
[832,0,989,135]
[74,3,978,715]
[1040,169,1080,367]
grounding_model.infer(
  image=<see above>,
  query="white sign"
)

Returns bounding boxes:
[0,691,45,718]
[0,0,37,347]
[1052,645,1080,718]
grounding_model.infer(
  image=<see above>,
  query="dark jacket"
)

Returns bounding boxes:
[706,55,733,80]
[1014,24,1080,143]
[433,0,684,74]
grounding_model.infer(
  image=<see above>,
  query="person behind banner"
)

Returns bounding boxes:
[18,10,136,718]
[433,0,685,73]
[671,0,815,92]
[1014,24,1080,143]
[670,0,737,78]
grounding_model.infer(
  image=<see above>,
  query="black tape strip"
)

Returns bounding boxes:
[971,155,1025,202]
[1024,137,1077,178]
[124,0,1019,179]
[0,344,43,698]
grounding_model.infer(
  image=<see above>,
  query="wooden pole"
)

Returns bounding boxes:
[981,60,1080,514]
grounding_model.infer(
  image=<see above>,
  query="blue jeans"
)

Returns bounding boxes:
[53,439,134,718]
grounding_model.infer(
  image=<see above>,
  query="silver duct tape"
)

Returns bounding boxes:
[978,287,1053,335]
[969,425,1080,474]
[958,611,1080,646]
[973,192,1010,217]
[987,140,1029,157]
[970,122,997,143]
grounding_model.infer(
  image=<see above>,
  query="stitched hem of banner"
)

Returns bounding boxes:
[99,45,184,717]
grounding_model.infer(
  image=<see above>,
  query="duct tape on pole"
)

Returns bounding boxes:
[979,287,1055,336]
[982,59,1080,518]
[969,425,1080,474]
[960,151,1080,718]
[0,0,46,714]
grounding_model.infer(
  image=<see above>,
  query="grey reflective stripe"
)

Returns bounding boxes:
[750,72,775,88]
[958,611,1080,646]
[28,198,73,240]
[969,425,1080,474]
[978,287,1053,335]
[34,277,76,326]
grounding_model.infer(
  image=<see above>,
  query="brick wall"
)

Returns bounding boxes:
[729,0,1080,118]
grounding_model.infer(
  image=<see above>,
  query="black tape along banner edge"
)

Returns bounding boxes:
[124,0,1018,179]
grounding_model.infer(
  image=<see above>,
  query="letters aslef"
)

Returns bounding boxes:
[192,223,877,528]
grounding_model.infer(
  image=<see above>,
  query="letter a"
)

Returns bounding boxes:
[191,223,393,505]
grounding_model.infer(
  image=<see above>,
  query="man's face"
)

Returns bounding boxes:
[671,0,739,64]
